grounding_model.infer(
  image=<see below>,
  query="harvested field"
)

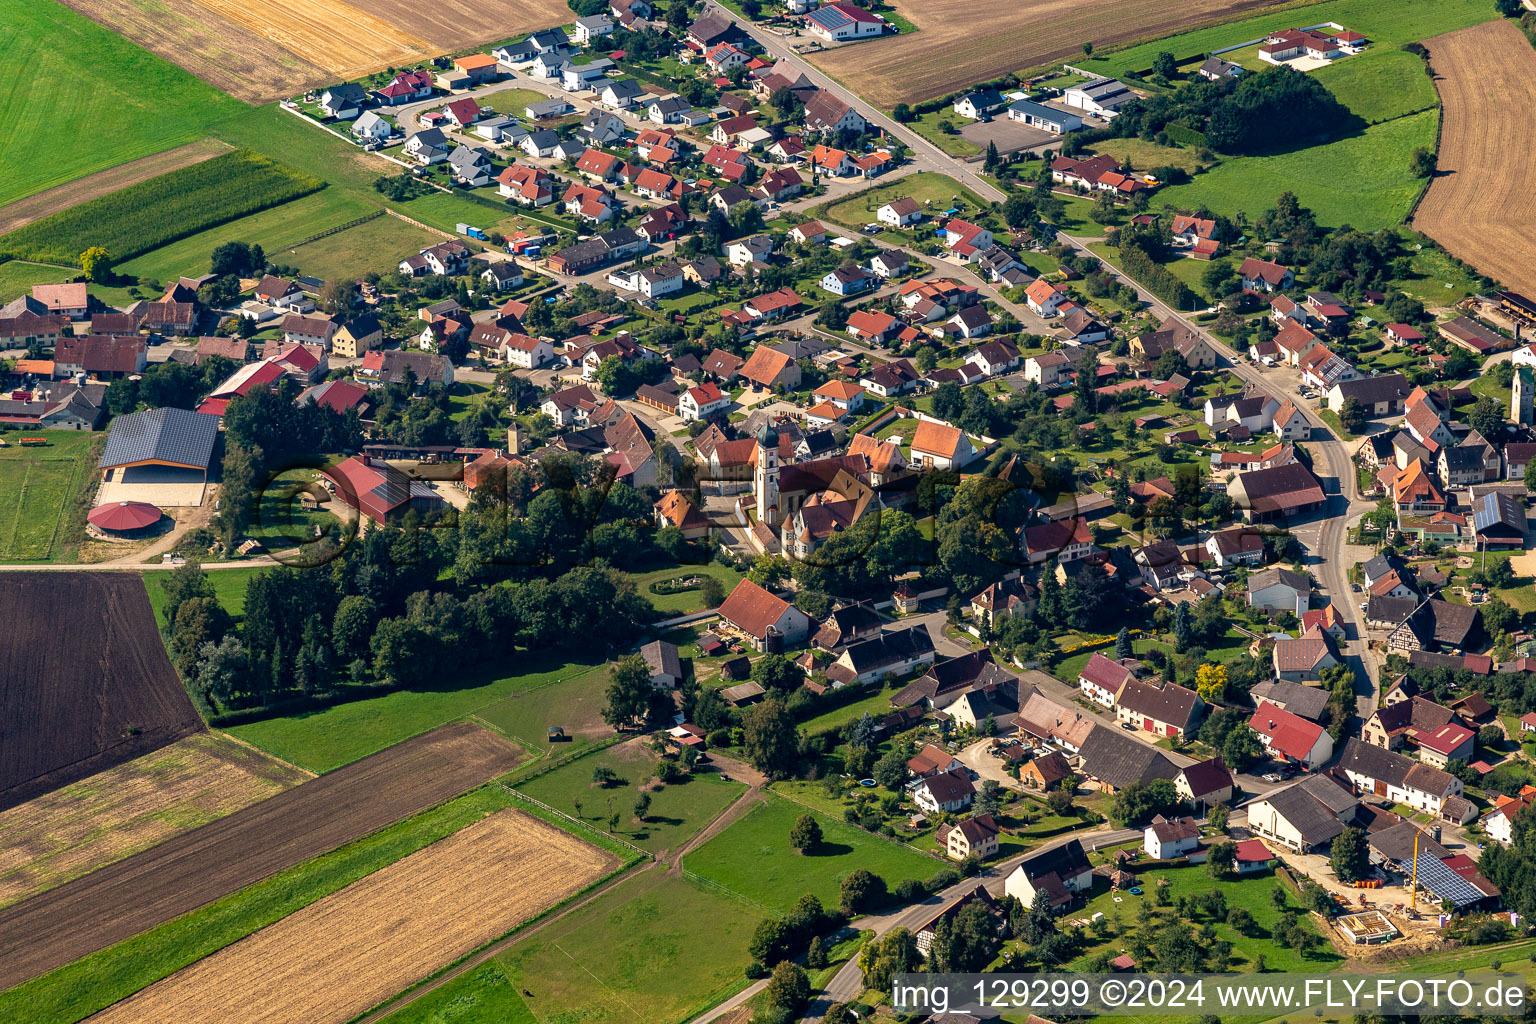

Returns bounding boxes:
[57,0,570,101]
[1414,19,1536,297]
[54,0,328,103]
[810,0,1286,108]
[0,734,306,911]
[0,573,203,812]
[0,140,231,237]
[89,809,613,1024]
[0,722,521,989]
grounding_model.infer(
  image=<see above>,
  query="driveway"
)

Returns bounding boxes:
[958,117,1056,156]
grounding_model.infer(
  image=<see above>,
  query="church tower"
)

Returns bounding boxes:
[754,422,781,526]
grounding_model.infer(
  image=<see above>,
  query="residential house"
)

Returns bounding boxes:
[1206,527,1265,567]
[1247,774,1358,852]
[937,816,1000,861]
[320,83,368,119]
[1272,631,1338,682]
[1144,816,1201,859]
[1338,739,1467,818]
[1077,652,1134,708]
[1246,567,1312,617]
[912,770,975,814]
[1132,319,1217,369]
[1326,373,1412,415]
[878,197,922,227]
[1004,839,1093,911]
[953,88,1005,120]
[1175,757,1234,809]
[908,419,976,471]
[1250,705,1333,769]
[803,1,886,42]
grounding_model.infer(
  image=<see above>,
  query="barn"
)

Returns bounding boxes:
[97,407,220,507]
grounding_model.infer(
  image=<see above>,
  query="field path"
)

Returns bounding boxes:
[1414,19,1536,297]
[0,722,521,989]
[0,140,232,236]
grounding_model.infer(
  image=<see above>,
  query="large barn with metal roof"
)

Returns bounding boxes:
[97,407,220,507]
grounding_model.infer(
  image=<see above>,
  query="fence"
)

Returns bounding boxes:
[501,783,654,862]
[290,210,385,249]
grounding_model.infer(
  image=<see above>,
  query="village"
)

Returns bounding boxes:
[8,1,1536,1024]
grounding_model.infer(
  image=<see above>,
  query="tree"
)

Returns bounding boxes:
[1151,51,1177,79]
[1208,803,1229,832]
[931,899,1001,971]
[751,653,802,694]
[700,575,725,608]
[1469,395,1506,440]
[210,241,264,277]
[874,748,909,790]
[1206,839,1237,878]
[806,935,828,969]
[1082,41,1094,56]
[1114,626,1134,660]
[858,927,917,990]
[1411,146,1438,178]
[1338,395,1368,434]
[80,246,113,283]
[1498,0,1523,16]
[1221,723,1262,770]
[1110,779,1180,826]
[634,791,652,821]
[602,654,656,730]
[790,813,823,853]
[1523,458,1536,494]
[1003,194,1035,230]
[1195,662,1227,703]
[1330,826,1369,882]
[742,698,800,778]
[840,868,887,913]
[1202,259,1237,297]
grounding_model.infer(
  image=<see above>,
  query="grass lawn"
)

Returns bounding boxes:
[1156,111,1438,231]
[821,171,987,231]
[796,680,907,737]
[1087,138,1206,176]
[478,89,557,116]
[462,872,765,1024]
[284,212,441,282]
[1054,628,1250,684]
[1075,0,1495,82]
[1063,864,1337,973]
[1311,48,1439,125]
[628,562,744,615]
[684,795,939,912]
[447,381,494,423]
[907,110,982,157]
[143,566,265,626]
[117,189,378,285]
[0,0,246,209]
[475,666,615,760]
[245,467,345,554]
[0,430,100,562]
[1395,244,1483,306]
[227,648,607,773]
[0,786,526,1024]
[516,743,745,853]
[0,260,80,303]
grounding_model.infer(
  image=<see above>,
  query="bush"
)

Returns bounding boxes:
[0,151,324,265]
[926,868,961,893]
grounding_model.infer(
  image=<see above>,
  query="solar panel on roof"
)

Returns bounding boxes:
[99,407,219,471]
[1397,853,1486,908]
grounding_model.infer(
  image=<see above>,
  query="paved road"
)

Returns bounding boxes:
[704,4,1006,204]
[806,825,1141,1016]
[1054,230,1381,714]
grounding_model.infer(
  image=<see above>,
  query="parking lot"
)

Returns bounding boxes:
[959,116,1058,156]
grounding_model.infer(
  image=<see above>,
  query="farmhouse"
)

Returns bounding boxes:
[1114,679,1203,739]
[1247,774,1358,852]
[325,455,446,525]
[1250,705,1333,770]
[1337,739,1467,819]
[1003,839,1092,911]
[804,1,885,42]
[717,578,812,651]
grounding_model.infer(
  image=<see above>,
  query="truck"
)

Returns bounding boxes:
[455,223,489,240]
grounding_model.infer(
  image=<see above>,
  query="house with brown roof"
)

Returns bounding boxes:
[908,419,976,471]
[738,345,802,390]
[1021,750,1074,791]
[937,814,1000,861]
[1175,756,1233,808]
[1271,629,1339,681]
[1077,652,1134,708]
[716,578,812,651]
[1144,814,1200,858]
[1131,319,1216,369]
[1227,462,1325,523]
[1115,679,1204,739]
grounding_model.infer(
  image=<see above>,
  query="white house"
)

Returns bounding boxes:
[1077,652,1132,708]
[1004,840,1093,910]
[320,84,367,119]
[504,334,555,369]
[912,771,975,814]
[679,381,730,421]
[352,111,394,142]
[1144,816,1200,859]
[1006,98,1082,134]
[573,14,613,42]
[878,197,922,227]
[953,89,1004,120]
[1337,739,1464,818]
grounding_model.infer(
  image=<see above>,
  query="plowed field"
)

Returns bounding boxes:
[1414,19,1536,297]
[810,0,1286,107]
[0,573,203,812]
[0,722,521,989]
[89,810,613,1024]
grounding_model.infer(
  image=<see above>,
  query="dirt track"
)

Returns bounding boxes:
[0,722,521,989]
[1414,19,1536,298]
[810,0,1287,107]
[88,809,612,1024]
[0,141,232,236]
[0,574,204,812]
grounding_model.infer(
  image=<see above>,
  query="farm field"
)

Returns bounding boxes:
[0,572,202,813]
[1155,109,1438,231]
[0,431,100,563]
[54,0,568,103]
[0,722,521,989]
[90,809,614,1024]
[808,0,1289,108]
[1076,0,1495,80]
[397,871,766,1024]
[0,139,233,237]
[683,796,938,912]
[0,786,529,1024]
[1414,20,1536,299]
[821,171,986,230]
[0,733,306,911]
[228,649,605,773]
[0,150,325,267]
[516,739,746,853]
[117,188,380,285]
[0,0,246,208]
